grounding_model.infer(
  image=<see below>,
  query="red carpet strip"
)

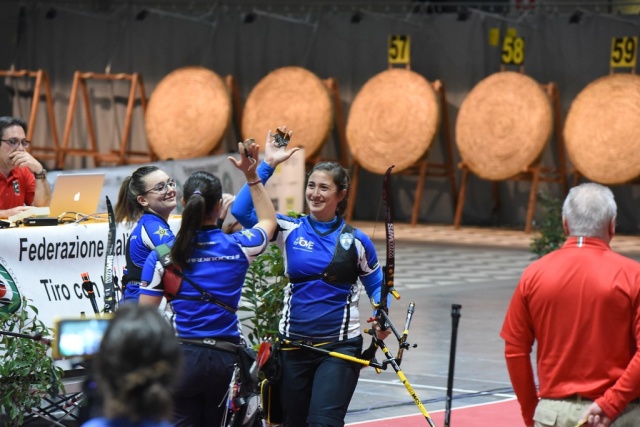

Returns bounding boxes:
[347,398,521,427]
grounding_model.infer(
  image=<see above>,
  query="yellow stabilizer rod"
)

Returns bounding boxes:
[281,339,385,370]
[378,342,437,426]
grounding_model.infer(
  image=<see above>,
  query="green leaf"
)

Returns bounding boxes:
[530,190,566,258]
[0,296,62,426]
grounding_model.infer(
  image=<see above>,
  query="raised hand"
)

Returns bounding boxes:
[228,140,260,176]
[264,126,300,168]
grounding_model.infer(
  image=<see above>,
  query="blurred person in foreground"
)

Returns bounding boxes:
[82,304,182,427]
[501,183,640,427]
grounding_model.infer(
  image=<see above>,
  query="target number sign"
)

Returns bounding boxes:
[388,35,411,65]
[610,37,638,68]
[502,35,525,66]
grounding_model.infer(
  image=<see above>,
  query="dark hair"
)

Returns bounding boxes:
[171,171,222,268]
[94,305,181,421]
[0,116,27,138]
[308,162,350,216]
[115,165,160,224]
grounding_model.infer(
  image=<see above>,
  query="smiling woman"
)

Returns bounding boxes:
[114,165,178,303]
[229,131,390,427]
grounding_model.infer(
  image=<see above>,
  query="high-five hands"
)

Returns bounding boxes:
[265,126,300,168]
[229,139,260,175]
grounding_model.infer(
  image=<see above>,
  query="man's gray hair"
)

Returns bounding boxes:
[562,183,616,239]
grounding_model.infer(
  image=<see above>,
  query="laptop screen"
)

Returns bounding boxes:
[48,173,106,217]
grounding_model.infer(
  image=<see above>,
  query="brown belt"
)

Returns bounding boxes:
[178,338,239,353]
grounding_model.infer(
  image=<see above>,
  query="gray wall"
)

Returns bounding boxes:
[3,1,640,232]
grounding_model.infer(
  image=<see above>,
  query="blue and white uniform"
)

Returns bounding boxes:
[123,212,174,302]
[230,160,384,427]
[140,225,268,340]
[140,224,268,427]
[274,214,382,342]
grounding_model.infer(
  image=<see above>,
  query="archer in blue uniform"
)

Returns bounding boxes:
[230,129,390,427]
[115,166,177,302]
[140,141,277,427]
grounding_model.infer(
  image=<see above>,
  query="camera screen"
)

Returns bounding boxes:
[53,318,111,359]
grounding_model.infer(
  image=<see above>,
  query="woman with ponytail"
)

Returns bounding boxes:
[139,140,276,427]
[115,166,177,302]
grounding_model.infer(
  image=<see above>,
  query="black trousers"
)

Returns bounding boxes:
[172,343,237,427]
[280,335,363,427]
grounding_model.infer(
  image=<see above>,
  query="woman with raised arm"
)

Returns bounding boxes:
[230,130,391,427]
[138,140,276,427]
[115,166,177,302]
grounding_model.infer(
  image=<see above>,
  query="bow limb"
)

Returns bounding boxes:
[362,165,401,364]
[378,165,401,329]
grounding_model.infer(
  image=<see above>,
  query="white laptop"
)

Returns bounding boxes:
[9,172,106,222]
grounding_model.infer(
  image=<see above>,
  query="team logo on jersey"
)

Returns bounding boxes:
[154,226,171,239]
[339,232,354,251]
[13,180,20,195]
[241,229,256,239]
[0,262,22,315]
[293,236,315,251]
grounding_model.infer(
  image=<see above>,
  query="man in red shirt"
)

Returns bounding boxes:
[0,116,51,218]
[501,183,640,427]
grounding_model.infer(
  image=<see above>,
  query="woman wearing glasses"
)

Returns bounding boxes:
[115,166,178,302]
[0,116,51,219]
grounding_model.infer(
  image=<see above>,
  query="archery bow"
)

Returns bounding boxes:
[361,165,400,363]
[102,196,116,313]
[382,165,400,303]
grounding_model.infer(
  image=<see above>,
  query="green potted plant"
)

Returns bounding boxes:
[240,244,288,348]
[530,190,566,258]
[0,297,64,426]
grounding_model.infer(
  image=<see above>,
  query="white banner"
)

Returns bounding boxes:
[0,219,181,329]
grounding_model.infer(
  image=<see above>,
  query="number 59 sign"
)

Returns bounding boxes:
[611,37,638,68]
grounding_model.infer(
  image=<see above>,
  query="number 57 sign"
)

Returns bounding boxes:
[389,35,411,66]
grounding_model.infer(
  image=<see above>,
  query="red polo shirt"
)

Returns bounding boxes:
[0,166,35,209]
[501,237,640,423]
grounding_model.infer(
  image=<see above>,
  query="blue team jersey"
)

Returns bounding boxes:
[274,215,382,341]
[229,161,384,342]
[122,212,175,302]
[140,226,268,341]
[127,212,175,274]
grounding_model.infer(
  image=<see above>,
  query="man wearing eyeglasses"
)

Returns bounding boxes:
[0,116,51,219]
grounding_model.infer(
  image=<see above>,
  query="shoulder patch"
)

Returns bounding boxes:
[241,229,256,239]
[339,232,354,251]
[154,226,171,239]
